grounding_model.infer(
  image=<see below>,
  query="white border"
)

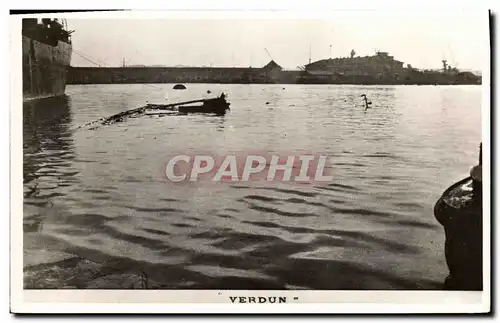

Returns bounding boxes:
[9,9,491,314]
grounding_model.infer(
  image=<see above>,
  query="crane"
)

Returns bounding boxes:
[444,44,459,71]
[264,48,273,62]
[447,44,458,68]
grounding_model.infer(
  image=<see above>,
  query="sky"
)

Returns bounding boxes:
[66,12,486,71]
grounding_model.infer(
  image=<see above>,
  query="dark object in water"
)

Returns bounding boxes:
[173,84,187,90]
[265,102,270,105]
[207,90,212,94]
[92,94,230,127]
[178,95,230,115]
[361,94,372,110]
[434,144,483,290]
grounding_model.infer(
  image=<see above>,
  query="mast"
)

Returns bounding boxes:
[309,44,311,64]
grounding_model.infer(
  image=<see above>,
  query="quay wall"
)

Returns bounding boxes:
[67,67,300,84]
[67,67,481,85]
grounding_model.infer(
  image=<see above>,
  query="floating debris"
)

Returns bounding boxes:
[101,106,148,125]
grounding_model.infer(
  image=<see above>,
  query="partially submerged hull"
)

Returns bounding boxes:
[92,95,231,128]
[173,95,230,115]
[178,98,230,115]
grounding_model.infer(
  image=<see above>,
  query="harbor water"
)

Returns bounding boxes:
[23,84,481,289]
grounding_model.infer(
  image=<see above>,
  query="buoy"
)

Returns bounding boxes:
[173,84,187,90]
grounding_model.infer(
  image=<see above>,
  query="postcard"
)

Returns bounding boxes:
[10,8,491,314]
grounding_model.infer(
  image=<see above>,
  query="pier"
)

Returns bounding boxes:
[67,65,481,85]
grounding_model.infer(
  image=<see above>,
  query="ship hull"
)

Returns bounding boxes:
[22,36,72,102]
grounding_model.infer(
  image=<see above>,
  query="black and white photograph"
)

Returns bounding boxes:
[10,8,490,314]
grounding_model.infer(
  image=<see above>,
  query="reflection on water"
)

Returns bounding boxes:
[23,96,78,232]
[24,96,74,185]
[23,84,481,289]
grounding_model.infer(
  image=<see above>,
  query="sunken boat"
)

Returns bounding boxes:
[177,94,230,115]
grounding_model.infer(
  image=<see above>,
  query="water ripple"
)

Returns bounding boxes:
[22,84,481,289]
